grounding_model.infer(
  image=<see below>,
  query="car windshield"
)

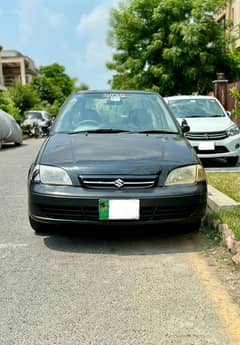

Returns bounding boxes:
[167,98,226,118]
[53,92,179,134]
[25,112,43,120]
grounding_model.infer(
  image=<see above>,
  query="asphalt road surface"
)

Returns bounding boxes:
[204,157,240,172]
[0,139,240,345]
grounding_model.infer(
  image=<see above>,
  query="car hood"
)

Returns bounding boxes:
[177,117,232,132]
[40,133,197,175]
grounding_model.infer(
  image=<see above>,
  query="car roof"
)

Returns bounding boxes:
[25,110,48,113]
[73,90,160,96]
[165,95,217,101]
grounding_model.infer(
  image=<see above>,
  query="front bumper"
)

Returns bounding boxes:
[189,135,240,159]
[29,182,207,226]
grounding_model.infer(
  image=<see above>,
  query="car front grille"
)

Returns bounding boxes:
[79,175,158,189]
[39,204,195,222]
[186,131,228,140]
[41,205,99,221]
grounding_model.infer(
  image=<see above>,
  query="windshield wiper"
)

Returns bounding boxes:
[131,130,177,134]
[208,115,225,117]
[180,114,224,118]
[68,128,132,134]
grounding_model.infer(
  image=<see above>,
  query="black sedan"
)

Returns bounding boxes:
[28,90,207,233]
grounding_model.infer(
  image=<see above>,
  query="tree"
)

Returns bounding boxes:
[0,63,87,121]
[107,0,240,95]
[0,89,20,121]
[8,82,40,115]
[74,82,89,92]
[31,63,75,105]
[30,63,77,117]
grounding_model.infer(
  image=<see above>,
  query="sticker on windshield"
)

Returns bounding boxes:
[104,93,126,101]
[110,94,121,102]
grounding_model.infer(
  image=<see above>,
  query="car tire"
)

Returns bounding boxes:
[187,220,202,232]
[33,127,40,138]
[15,142,22,146]
[29,217,51,234]
[226,156,239,166]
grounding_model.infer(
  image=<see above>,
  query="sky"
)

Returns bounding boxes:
[0,0,120,89]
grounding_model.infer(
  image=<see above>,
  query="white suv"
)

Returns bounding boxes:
[22,110,52,136]
[165,95,240,166]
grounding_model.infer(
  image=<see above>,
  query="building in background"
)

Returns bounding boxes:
[0,45,5,90]
[217,0,240,49]
[1,50,38,87]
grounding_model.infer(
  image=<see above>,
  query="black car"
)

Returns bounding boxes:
[28,90,207,233]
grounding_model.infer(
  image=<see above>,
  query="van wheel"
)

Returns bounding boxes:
[226,157,239,166]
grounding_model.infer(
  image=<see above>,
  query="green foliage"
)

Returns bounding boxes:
[207,172,240,202]
[37,63,75,98]
[74,83,89,92]
[207,172,240,240]
[8,82,40,116]
[31,76,63,105]
[31,63,76,115]
[107,0,240,95]
[0,63,87,121]
[0,89,21,121]
[230,87,240,116]
[33,99,63,118]
[214,207,240,241]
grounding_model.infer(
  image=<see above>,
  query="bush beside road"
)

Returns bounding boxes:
[207,172,240,241]
[206,172,240,265]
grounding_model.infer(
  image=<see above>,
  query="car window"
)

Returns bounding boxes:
[168,99,226,118]
[25,112,43,120]
[53,92,179,133]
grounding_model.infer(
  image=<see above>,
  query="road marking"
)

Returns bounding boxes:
[0,243,28,249]
[188,251,240,345]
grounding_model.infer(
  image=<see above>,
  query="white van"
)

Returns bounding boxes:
[165,95,240,166]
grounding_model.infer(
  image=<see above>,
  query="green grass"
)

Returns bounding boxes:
[207,172,240,202]
[207,172,240,241]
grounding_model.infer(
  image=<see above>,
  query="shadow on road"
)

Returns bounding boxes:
[0,142,28,151]
[201,157,240,169]
[42,224,211,256]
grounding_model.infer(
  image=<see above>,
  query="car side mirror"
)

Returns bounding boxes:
[226,111,231,117]
[181,119,190,133]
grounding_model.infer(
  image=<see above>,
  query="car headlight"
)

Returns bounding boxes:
[164,164,206,186]
[226,125,240,137]
[31,164,72,185]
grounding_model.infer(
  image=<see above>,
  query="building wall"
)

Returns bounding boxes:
[217,0,240,49]
[229,0,240,48]
[1,51,38,87]
[0,46,4,89]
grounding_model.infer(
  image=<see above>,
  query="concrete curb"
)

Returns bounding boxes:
[207,185,240,211]
[206,186,240,265]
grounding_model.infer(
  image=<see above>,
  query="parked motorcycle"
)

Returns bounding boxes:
[21,118,51,138]
[21,111,52,138]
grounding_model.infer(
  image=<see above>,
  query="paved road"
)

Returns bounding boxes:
[0,139,240,345]
[203,157,240,172]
